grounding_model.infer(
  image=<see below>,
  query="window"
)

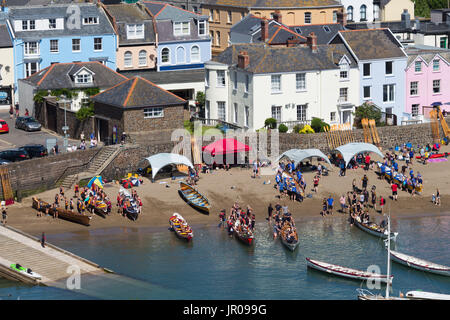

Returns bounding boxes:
[49,19,56,29]
[24,42,38,55]
[333,11,338,23]
[297,104,307,121]
[124,51,132,67]
[216,31,221,46]
[304,12,311,24]
[410,81,418,96]
[191,45,200,62]
[339,88,348,102]
[205,70,209,87]
[217,101,226,121]
[233,71,238,90]
[340,62,349,80]
[176,46,185,63]
[271,105,281,121]
[161,48,170,63]
[215,10,220,22]
[363,86,371,99]
[209,9,214,22]
[83,17,98,25]
[198,20,207,36]
[433,80,440,93]
[216,70,225,87]
[245,106,249,127]
[296,73,306,90]
[72,39,81,52]
[94,38,102,51]
[22,20,35,30]
[415,61,422,72]
[127,24,144,39]
[363,63,371,77]
[385,61,393,75]
[227,11,232,23]
[245,74,249,92]
[139,50,147,66]
[411,104,419,117]
[440,37,447,49]
[75,73,92,84]
[29,20,35,30]
[210,31,215,44]
[174,22,190,36]
[25,62,38,77]
[360,5,367,21]
[193,6,198,14]
[205,100,210,119]
[233,103,238,123]
[241,12,245,20]
[330,112,336,122]
[271,75,281,93]
[374,4,380,20]
[347,6,354,21]
[433,59,440,71]
[22,20,27,30]
[383,84,395,102]
[50,39,58,53]
[144,107,164,118]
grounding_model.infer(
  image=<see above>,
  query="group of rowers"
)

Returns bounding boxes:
[116,189,143,217]
[274,161,316,202]
[378,157,423,195]
[221,203,256,236]
[267,203,297,242]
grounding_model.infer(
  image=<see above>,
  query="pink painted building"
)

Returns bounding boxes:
[405,47,450,119]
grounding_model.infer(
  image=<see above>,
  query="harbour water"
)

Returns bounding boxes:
[0,214,449,300]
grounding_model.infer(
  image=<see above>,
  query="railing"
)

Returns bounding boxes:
[277,120,312,131]
[191,117,244,131]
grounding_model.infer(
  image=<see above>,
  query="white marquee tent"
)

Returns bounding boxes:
[275,149,332,167]
[145,153,194,179]
[334,143,383,167]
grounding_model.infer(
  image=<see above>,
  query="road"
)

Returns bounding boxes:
[0,110,79,152]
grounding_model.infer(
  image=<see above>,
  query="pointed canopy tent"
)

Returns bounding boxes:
[145,153,194,179]
[334,143,383,167]
[87,175,104,189]
[275,149,331,167]
[202,138,251,156]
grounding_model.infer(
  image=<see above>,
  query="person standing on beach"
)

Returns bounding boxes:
[41,233,46,248]
[362,175,368,190]
[380,196,385,214]
[391,183,398,201]
[436,189,441,206]
[340,195,346,214]
[1,203,7,225]
[327,196,334,215]
[267,203,273,221]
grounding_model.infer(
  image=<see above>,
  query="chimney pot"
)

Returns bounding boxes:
[307,32,318,52]
[273,10,282,24]
[238,51,250,69]
[260,19,269,42]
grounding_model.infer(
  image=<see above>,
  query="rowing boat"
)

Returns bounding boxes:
[32,197,91,226]
[179,182,210,214]
[390,250,450,277]
[119,188,140,221]
[354,216,398,240]
[234,220,254,246]
[377,162,423,193]
[88,198,108,218]
[306,258,393,284]
[279,220,299,251]
[169,213,193,241]
[405,291,450,300]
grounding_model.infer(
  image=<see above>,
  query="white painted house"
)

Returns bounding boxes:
[341,1,375,22]
[205,35,360,131]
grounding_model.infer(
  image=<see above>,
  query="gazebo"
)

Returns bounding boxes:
[333,143,383,167]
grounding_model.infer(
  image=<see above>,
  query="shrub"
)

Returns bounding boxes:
[278,124,288,133]
[264,118,277,129]
[292,124,304,133]
[299,124,315,134]
[75,106,94,121]
[311,117,330,132]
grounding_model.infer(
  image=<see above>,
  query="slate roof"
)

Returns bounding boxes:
[213,42,357,74]
[20,61,128,90]
[334,29,406,61]
[405,46,450,68]
[9,3,116,40]
[346,19,450,35]
[289,23,344,44]
[143,1,200,21]
[119,68,205,85]
[104,3,156,45]
[91,76,186,108]
[0,24,12,48]
[200,0,342,9]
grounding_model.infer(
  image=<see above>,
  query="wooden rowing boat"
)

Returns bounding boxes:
[169,213,193,241]
[377,162,423,193]
[279,220,299,251]
[179,182,210,214]
[390,250,450,277]
[234,220,254,246]
[354,216,398,240]
[119,188,140,221]
[306,258,393,284]
[32,197,92,226]
[88,198,108,218]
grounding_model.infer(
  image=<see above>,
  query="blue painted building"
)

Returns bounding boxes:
[143,1,211,72]
[7,3,117,102]
[331,29,407,124]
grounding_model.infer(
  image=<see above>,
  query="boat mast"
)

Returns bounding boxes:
[386,211,391,299]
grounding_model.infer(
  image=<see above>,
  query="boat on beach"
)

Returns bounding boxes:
[279,220,299,251]
[390,250,450,277]
[376,162,423,193]
[169,213,193,241]
[233,220,254,246]
[10,263,42,280]
[179,182,210,214]
[306,258,393,284]
[88,198,108,218]
[354,215,398,240]
[119,188,140,221]
[32,197,92,226]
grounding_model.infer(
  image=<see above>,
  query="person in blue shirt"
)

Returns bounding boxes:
[296,170,302,181]
[327,196,334,215]
[393,161,398,172]
[380,164,385,179]
[409,169,414,179]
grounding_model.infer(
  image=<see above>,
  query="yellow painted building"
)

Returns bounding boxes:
[201,0,343,55]
[380,0,415,21]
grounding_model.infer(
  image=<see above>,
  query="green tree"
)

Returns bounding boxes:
[414,0,449,17]
[311,117,330,132]
[353,102,382,128]
[264,118,277,129]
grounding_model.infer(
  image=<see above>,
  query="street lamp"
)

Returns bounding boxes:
[60,94,70,151]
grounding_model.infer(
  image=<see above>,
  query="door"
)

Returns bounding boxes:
[96,118,110,145]
[46,103,57,132]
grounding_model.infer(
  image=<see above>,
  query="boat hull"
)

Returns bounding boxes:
[32,198,91,226]
[179,182,210,214]
[281,238,299,251]
[169,213,193,241]
[390,250,450,277]
[354,217,397,240]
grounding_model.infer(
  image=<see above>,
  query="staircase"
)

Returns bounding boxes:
[59,145,122,189]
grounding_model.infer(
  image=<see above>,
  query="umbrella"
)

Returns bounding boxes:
[87,175,104,189]
[431,102,442,106]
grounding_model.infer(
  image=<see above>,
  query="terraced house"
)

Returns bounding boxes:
[7,2,117,102]
[201,0,344,55]
[204,36,359,131]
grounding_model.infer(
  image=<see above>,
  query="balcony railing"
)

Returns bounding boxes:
[277,120,312,131]
[191,117,244,131]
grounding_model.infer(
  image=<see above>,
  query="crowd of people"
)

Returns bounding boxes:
[222,202,256,238]
[116,188,142,218]
[267,203,296,242]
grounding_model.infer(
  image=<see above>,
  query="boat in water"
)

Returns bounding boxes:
[233,219,254,246]
[179,182,210,214]
[390,250,450,277]
[405,291,450,300]
[32,197,92,226]
[10,263,42,280]
[306,258,393,284]
[169,213,193,241]
[354,215,398,240]
[279,220,299,251]
[119,188,140,221]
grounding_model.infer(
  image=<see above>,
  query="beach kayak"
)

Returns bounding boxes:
[10,263,42,279]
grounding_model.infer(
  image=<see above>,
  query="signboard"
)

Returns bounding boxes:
[46,138,57,153]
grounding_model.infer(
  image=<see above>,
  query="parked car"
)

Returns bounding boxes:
[0,119,9,133]
[15,116,42,132]
[0,149,30,162]
[19,144,48,158]
[0,158,11,165]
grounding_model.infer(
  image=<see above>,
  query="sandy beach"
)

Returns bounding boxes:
[4,145,450,236]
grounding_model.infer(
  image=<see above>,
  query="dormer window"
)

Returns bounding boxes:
[22,20,35,30]
[83,17,99,25]
[49,19,56,29]
[75,73,93,84]
[127,24,144,39]
[174,21,190,36]
[339,57,350,80]
[198,20,207,36]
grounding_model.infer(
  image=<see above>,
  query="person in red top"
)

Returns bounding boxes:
[365,154,371,171]
[380,196,386,214]
[391,183,398,201]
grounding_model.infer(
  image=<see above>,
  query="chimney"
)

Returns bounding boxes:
[336,11,347,27]
[273,10,282,24]
[415,18,421,30]
[307,32,318,53]
[286,36,302,47]
[401,9,411,29]
[261,18,269,42]
[238,51,250,69]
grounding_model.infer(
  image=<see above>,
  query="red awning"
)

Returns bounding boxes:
[202,138,251,156]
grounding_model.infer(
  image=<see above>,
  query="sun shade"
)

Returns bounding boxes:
[202,138,251,156]
[145,153,194,179]
[334,143,383,167]
[275,149,331,167]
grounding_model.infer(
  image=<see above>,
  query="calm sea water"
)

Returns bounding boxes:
[0,215,449,300]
